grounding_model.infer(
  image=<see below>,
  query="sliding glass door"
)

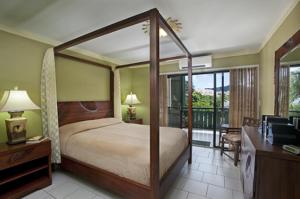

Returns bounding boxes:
[168,71,229,147]
[191,73,215,147]
[168,76,184,128]
[215,72,230,146]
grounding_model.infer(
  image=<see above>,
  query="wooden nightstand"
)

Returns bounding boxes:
[0,139,52,198]
[125,118,143,124]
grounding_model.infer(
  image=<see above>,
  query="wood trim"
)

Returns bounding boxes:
[159,146,190,198]
[55,53,112,70]
[116,55,186,69]
[54,9,155,52]
[187,55,193,163]
[115,53,210,69]
[149,9,160,199]
[57,101,113,126]
[274,29,300,115]
[61,155,152,199]
[213,72,217,147]
[117,60,152,69]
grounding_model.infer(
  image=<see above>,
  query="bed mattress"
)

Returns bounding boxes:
[59,118,188,185]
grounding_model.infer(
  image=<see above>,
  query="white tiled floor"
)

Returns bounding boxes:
[23,146,244,199]
[189,129,220,147]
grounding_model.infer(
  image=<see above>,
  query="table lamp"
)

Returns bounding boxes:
[0,87,40,144]
[124,92,140,120]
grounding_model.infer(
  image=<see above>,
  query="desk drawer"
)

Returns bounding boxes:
[0,142,51,170]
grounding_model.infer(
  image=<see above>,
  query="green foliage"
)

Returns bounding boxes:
[192,92,213,107]
[182,78,230,108]
[289,68,300,112]
[190,91,229,108]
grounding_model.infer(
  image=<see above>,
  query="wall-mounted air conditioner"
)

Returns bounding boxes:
[179,55,212,70]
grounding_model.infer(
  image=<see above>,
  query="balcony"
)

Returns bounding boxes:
[168,107,229,147]
[289,110,300,117]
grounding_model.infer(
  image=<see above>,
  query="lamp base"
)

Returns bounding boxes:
[5,113,27,145]
[127,106,137,120]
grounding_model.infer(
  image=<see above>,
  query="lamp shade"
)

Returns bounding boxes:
[124,92,140,105]
[0,89,40,112]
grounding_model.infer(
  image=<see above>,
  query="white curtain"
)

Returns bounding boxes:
[278,65,290,117]
[229,67,258,128]
[114,68,122,119]
[159,75,169,126]
[41,48,61,164]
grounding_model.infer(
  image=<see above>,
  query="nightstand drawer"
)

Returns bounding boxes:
[0,141,51,170]
[125,118,143,124]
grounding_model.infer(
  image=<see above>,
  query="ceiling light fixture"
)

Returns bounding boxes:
[142,17,182,37]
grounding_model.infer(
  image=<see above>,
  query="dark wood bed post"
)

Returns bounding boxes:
[149,9,160,199]
[188,55,193,164]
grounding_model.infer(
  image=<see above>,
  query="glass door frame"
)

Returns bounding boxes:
[168,70,229,148]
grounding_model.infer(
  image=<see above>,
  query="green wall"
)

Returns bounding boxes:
[0,30,112,143]
[56,57,110,101]
[213,54,259,68]
[121,53,259,124]
[259,1,300,115]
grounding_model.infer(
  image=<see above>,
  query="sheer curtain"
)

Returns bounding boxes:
[229,67,258,128]
[159,75,169,126]
[41,48,61,163]
[278,65,290,117]
[114,68,122,119]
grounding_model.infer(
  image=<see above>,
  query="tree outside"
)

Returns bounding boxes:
[289,66,300,115]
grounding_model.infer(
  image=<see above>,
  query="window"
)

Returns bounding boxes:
[289,66,300,117]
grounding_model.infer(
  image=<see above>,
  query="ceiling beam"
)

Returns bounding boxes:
[115,53,211,69]
[55,53,112,70]
[54,9,155,52]
[116,55,186,69]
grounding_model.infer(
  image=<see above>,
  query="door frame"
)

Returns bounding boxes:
[168,70,229,148]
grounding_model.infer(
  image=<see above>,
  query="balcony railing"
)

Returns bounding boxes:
[289,110,300,117]
[168,107,229,130]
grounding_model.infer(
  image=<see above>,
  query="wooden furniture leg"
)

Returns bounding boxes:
[233,142,239,166]
[221,137,224,156]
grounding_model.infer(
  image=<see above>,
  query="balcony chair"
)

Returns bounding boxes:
[220,117,260,166]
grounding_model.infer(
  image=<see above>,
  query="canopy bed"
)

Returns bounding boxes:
[42,9,193,199]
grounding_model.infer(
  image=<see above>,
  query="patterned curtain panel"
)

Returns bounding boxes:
[41,48,61,163]
[114,69,122,119]
[278,65,290,117]
[229,67,258,128]
[159,75,169,126]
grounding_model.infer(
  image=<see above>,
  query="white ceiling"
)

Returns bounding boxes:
[0,0,296,64]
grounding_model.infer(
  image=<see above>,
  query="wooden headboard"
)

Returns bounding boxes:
[57,101,113,126]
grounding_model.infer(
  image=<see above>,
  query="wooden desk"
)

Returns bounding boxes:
[241,126,300,199]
